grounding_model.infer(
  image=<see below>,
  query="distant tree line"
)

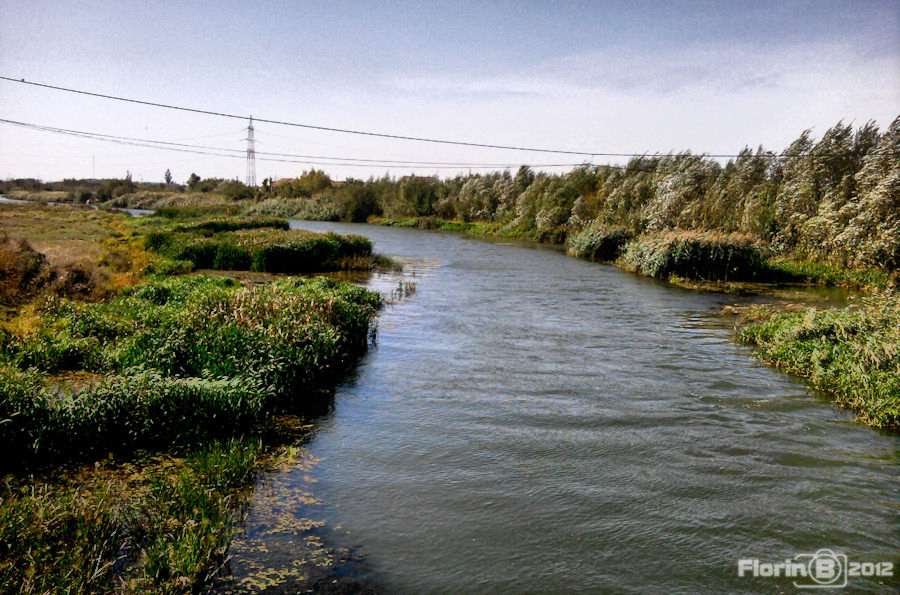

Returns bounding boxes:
[306,118,899,269]
[2,118,896,268]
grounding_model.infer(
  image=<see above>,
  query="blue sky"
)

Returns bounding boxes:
[1,0,898,182]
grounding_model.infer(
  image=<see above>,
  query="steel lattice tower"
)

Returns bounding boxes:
[245,116,256,187]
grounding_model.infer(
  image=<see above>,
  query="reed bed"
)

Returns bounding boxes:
[738,292,900,430]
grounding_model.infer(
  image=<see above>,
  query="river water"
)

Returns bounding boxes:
[244,221,898,593]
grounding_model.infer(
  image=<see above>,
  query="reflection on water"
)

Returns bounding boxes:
[231,221,898,593]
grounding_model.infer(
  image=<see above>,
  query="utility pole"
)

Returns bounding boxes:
[92,154,95,179]
[245,116,256,187]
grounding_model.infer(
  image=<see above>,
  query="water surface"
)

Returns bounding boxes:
[246,221,898,593]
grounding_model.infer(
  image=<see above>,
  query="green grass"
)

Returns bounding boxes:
[0,275,380,465]
[152,205,241,219]
[0,437,265,593]
[173,216,289,234]
[370,216,508,239]
[763,257,896,290]
[242,196,341,221]
[144,226,375,273]
[738,292,900,430]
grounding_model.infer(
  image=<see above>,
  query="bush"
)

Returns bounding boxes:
[567,225,632,261]
[620,231,767,281]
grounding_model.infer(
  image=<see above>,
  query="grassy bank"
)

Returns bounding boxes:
[0,202,387,591]
[737,292,900,430]
[368,214,896,291]
[0,203,156,309]
[142,216,379,274]
[1,436,276,593]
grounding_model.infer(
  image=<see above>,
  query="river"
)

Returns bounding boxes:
[236,221,898,593]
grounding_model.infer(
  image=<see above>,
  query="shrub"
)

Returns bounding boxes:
[567,225,632,261]
[620,231,767,281]
[0,233,50,304]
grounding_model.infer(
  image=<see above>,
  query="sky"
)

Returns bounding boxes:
[0,0,898,183]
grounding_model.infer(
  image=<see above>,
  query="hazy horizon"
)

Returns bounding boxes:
[1,0,898,183]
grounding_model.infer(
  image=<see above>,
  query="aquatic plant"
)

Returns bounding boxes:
[0,437,265,593]
[566,225,632,261]
[738,292,900,429]
[144,226,375,273]
[620,231,767,281]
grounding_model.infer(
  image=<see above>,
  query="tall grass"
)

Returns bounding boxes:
[0,438,264,593]
[620,231,767,281]
[763,257,896,290]
[567,225,632,261]
[738,292,900,429]
[174,216,289,234]
[144,226,375,273]
[0,275,380,465]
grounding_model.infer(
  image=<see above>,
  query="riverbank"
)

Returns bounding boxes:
[0,202,386,591]
[267,219,900,592]
[736,292,899,430]
[372,215,896,290]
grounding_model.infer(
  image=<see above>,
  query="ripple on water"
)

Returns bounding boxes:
[228,221,900,593]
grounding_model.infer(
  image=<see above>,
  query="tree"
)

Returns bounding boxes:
[187,173,201,191]
[164,169,173,186]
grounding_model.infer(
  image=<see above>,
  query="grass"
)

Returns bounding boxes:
[0,203,386,592]
[242,196,341,221]
[173,216,289,234]
[0,204,156,307]
[144,223,377,274]
[763,257,896,290]
[0,275,380,465]
[738,292,900,430]
[106,190,238,214]
[152,204,242,218]
[370,216,508,239]
[5,190,69,203]
[0,437,268,593]
[619,231,768,281]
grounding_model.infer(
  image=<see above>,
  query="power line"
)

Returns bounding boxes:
[0,117,595,170]
[0,75,607,155]
[2,74,846,159]
[0,118,591,166]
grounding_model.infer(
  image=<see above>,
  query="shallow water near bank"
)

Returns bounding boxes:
[233,221,898,593]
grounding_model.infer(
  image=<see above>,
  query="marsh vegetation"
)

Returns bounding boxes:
[0,203,385,591]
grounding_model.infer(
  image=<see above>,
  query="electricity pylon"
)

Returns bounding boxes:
[245,115,256,187]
